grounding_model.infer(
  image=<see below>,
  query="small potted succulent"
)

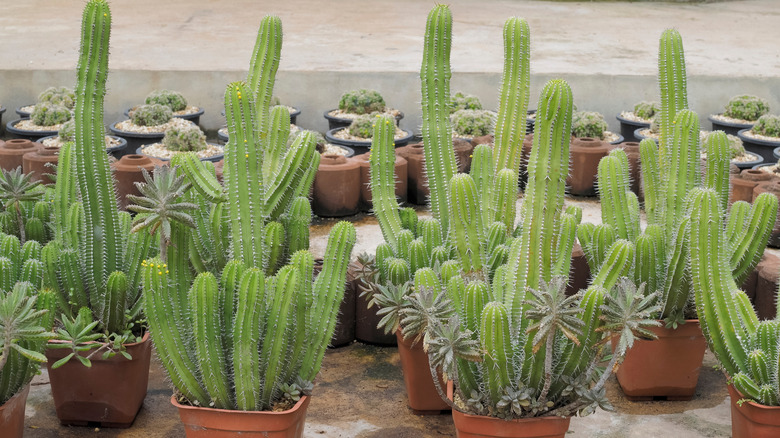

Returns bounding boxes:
[14,86,75,118]
[450,108,495,140]
[0,273,56,438]
[125,89,205,125]
[41,3,155,426]
[325,113,413,154]
[324,88,403,130]
[689,188,780,438]
[709,94,770,136]
[617,101,658,142]
[110,102,197,158]
[738,114,780,163]
[7,100,73,142]
[136,123,223,162]
[450,91,482,112]
[569,110,621,196]
[700,131,762,170]
[0,167,54,244]
[38,118,128,156]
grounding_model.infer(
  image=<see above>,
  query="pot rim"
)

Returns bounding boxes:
[47,330,149,349]
[170,393,308,415]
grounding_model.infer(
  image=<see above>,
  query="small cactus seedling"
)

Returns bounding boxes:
[38,86,76,110]
[31,102,72,126]
[162,125,208,152]
[58,119,76,142]
[130,103,173,126]
[752,114,780,138]
[145,89,188,112]
[724,95,770,122]
[633,101,660,120]
[347,114,377,138]
[338,89,386,114]
[450,92,483,113]
[451,109,495,137]
[572,111,608,139]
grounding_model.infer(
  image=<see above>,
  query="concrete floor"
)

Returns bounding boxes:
[0,1,779,135]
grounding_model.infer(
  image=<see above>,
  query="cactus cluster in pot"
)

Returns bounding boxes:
[143,15,355,413]
[38,0,156,366]
[365,5,661,421]
[579,29,777,327]
[0,167,55,244]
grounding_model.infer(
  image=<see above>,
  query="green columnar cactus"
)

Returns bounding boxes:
[658,29,688,153]
[690,188,780,406]
[420,5,457,236]
[492,17,530,175]
[247,16,282,137]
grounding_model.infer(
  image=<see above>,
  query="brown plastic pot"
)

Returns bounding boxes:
[566,243,590,296]
[615,320,706,400]
[0,139,41,171]
[727,384,780,438]
[396,330,449,413]
[312,154,361,217]
[173,394,311,438]
[23,146,60,184]
[45,332,152,427]
[355,153,408,211]
[752,181,780,248]
[447,382,571,438]
[568,137,610,196]
[731,168,775,204]
[0,384,30,438]
[111,154,166,210]
[401,143,429,205]
[754,253,780,320]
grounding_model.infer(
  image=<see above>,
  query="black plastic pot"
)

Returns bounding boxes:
[616,113,651,142]
[325,145,356,158]
[752,163,774,171]
[609,134,625,145]
[0,107,5,135]
[108,120,166,159]
[732,152,764,170]
[135,144,224,163]
[771,147,780,161]
[217,126,229,145]
[125,106,205,126]
[633,127,659,144]
[708,113,754,136]
[5,118,59,142]
[38,135,127,156]
[325,127,413,155]
[14,104,34,118]
[324,109,404,131]
[738,128,780,164]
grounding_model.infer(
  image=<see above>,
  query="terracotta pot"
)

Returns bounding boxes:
[615,320,706,400]
[568,137,610,196]
[355,153,408,211]
[402,143,429,205]
[396,330,450,413]
[731,168,775,204]
[740,251,767,302]
[618,141,642,198]
[311,154,361,217]
[45,332,152,427]
[727,383,780,438]
[566,243,590,296]
[111,154,166,210]
[213,159,224,182]
[23,146,60,184]
[754,253,780,320]
[0,139,41,171]
[448,382,571,438]
[752,181,780,248]
[0,384,30,438]
[173,394,310,438]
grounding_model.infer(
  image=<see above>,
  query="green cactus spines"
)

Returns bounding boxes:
[74,0,124,294]
[247,16,282,136]
[369,115,403,253]
[284,250,314,386]
[492,17,530,175]
[262,106,291,185]
[578,224,616,279]
[396,230,414,263]
[481,302,515,406]
[263,221,284,275]
[232,268,265,411]
[23,218,44,245]
[704,131,731,211]
[590,239,635,291]
[190,272,232,409]
[430,246,449,268]
[658,29,688,154]
[300,221,356,381]
[59,249,88,310]
[660,218,690,317]
[729,193,778,285]
[726,201,751,246]
[552,285,606,386]
[418,218,443,256]
[414,267,442,299]
[639,139,663,224]
[284,197,311,256]
[20,240,41,262]
[464,281,489,336]
[385,257,411,288]
[486,222,508,255]
[420,5,457,235]
[634,233,661,296]
[178,153,225,203]
[102,271,127,337]
[399,208,418,234]
[1,235,20,272]
[224,81,265,269]
[439,260,462,285]
[266,133,317,220]
[551,213,578,279]
[0,258,15,292]
[37,288,58,331]
[409,239,428,273]
[294,151,319,200]
[492,169,518,234]
[663,110,700,234]
[470,144,494,229]
[448,174,484,275]
[597,151,639,241]
[19,259,42,286]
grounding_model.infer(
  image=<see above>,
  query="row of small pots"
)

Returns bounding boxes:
[617,112,758,142]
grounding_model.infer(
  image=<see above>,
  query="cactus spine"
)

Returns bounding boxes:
[658,29,688,154]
